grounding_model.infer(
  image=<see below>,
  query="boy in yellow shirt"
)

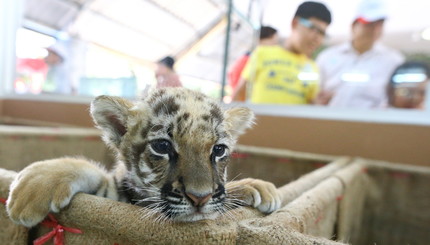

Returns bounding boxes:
[233,1,331,104]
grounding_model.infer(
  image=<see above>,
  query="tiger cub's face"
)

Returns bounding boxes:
[91,88,254,221]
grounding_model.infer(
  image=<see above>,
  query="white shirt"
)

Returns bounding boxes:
[316,42,405,108]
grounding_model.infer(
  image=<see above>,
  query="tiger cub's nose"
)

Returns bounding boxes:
[185,192,212,207]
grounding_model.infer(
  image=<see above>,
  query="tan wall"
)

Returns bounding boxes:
[0,99,93,127]
[238,115,430,167]
[0,99,3,117]
[1,99,429,166]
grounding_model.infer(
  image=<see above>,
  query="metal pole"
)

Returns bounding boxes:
[220,0,233,101]
[0,0,24,95]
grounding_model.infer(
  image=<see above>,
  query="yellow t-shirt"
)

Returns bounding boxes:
[241,45,320,104]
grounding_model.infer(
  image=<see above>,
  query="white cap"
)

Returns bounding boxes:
[354,0,388,23]
[46,42,68,60]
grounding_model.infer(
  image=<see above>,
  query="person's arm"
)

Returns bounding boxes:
[231,77,247,102]
[314,52,332,105]
[232,48,260,102]
[313,90,333,105]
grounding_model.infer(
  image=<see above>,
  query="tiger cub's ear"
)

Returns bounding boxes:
[90,95,134,148]
[223,107,255,140]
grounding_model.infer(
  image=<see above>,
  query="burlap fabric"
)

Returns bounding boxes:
[229,145,338,187]
[0,159,350,245]
[349,159,430,245]
[0,125,114,171]
[3,153,428,244]
[0,168,28,245]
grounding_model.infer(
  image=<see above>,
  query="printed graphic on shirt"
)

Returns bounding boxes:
[242,46,319,104]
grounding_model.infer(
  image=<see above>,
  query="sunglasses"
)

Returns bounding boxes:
[298,18,327,37]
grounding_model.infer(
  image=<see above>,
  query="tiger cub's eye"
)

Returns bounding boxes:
[212,144,227,157]
[151,140,173,155]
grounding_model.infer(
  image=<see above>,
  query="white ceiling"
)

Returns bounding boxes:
[24,0,227,62]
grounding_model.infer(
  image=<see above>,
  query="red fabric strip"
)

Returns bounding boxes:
[33,214,82,245]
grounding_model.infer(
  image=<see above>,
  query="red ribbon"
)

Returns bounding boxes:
[0,197,85,245]
[0,197,123,245]
[33,214,82,245]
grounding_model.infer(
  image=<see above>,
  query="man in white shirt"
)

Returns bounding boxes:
[316,0,404,108]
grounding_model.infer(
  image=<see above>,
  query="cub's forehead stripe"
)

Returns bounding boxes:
[147,89,166,104]
[209,106,223,121]
[153,96,180,116]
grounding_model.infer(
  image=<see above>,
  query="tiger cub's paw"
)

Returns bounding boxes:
[6,158,106,227]
[226,178,281,213]
[7,171,73,227]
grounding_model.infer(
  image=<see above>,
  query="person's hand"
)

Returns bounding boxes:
[313,91,333,105]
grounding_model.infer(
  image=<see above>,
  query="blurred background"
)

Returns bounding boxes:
[1,2,430,244]
[1,0,430,101]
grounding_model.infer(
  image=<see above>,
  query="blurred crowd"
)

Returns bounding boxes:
[227,0,429,110]
[14,0,429,110]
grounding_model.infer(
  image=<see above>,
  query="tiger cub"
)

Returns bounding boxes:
[7,87,281,227]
